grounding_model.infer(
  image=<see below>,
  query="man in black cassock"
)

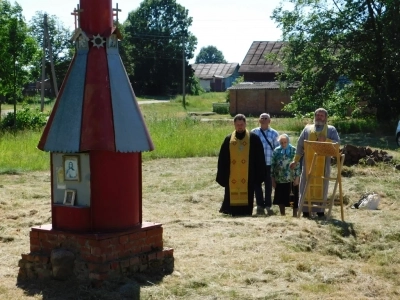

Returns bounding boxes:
[216,114,266,216]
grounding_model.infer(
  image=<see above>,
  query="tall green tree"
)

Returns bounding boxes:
[29,12,74,97]
[272,0,400,121]
[0,1,39,107]
[121,0,197,95]
[195,46,227,64]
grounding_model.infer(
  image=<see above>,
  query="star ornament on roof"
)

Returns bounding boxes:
[91,34,105,49]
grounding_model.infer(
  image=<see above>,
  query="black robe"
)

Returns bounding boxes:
[216,131,266,216]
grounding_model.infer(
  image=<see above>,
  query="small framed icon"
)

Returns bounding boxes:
[63,155,80,181]
[63,189,76,206]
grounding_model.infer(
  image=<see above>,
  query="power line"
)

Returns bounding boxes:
[130,34,187,39]
[128,55,186,61]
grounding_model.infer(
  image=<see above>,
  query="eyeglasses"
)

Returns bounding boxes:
[260,118,269,120]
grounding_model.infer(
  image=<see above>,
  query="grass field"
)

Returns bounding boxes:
[1,156,400,299]
[1,93,400,299]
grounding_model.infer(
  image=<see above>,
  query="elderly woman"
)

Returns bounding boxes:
[271,134,301,216]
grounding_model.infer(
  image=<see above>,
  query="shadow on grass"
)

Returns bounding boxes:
[0,168,22,175]
[137,95,174,101]
[16,271,170,299]
[316,218,357,238]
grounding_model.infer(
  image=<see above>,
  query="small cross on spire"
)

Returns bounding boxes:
[113,3,122,26]
[71,4,84,30]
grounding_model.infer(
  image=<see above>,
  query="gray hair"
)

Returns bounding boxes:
[314,108,328,117]
[259,113,270,119]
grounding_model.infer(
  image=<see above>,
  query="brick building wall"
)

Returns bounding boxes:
[229,88,294,116]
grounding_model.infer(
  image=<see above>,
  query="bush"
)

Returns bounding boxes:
[212,103,229,114]
[330,118,377,134]
[0,106,48,131]
[187,76,205,96]
[23,95,54,105]
[226,76,244,102]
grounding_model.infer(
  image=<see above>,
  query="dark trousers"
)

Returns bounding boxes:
[254,165,272,208]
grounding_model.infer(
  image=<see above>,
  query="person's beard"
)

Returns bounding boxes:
[314,119,326,126]
[235,130,246,139]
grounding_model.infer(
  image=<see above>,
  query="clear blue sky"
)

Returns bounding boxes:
[13,0,283,64]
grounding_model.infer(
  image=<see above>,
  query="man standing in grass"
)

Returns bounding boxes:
[290,108,340,218]
[216,114,266,216]
[251,113,280,215]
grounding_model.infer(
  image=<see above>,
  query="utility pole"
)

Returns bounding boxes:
[46,15,58,98]
[9,18,17,133]
[182,39,186,109]
[41,14,59,112]
[40,16,46,113]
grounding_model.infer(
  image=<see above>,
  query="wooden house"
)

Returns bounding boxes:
[239,41,284,81]
[22,79,52,96]
[228,41,297,116]
[191,63,240,92]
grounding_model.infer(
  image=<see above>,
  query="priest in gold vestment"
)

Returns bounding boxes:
[216,114,266,216]
[290,108,340,218]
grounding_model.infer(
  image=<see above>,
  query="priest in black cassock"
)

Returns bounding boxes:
[216,114,266,216]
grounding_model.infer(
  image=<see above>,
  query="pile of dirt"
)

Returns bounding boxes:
[340,144,394,166]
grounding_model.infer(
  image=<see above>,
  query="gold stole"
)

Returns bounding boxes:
[307,124,328,142]
[304,124,328,200]
[229,130,250,206]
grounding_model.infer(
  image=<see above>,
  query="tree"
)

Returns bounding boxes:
[226,75,243,102]
[29,12,74,98]
[121,0,197,95]
[271,0,400,121]
[195,46,227,64]
[0,1,39,108]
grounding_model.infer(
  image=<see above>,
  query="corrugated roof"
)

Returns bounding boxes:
[38,40,154,153]
[191,63,239,79]
[239,41,285,73]
[228,81,298,90]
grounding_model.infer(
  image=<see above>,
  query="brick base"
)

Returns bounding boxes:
[18,222,174,283]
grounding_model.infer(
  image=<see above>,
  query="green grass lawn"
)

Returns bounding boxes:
[1,92,399,172]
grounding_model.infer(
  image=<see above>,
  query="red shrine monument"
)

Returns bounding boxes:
[18,0,173,283]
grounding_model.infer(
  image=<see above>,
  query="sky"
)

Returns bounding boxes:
[12,0,283,64]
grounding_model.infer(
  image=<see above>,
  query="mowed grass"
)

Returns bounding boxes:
[1,157,400,299]
[1,93,400,299]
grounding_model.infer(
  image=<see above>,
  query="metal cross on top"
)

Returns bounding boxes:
[113,3,122,26]
[71,4,84,30]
